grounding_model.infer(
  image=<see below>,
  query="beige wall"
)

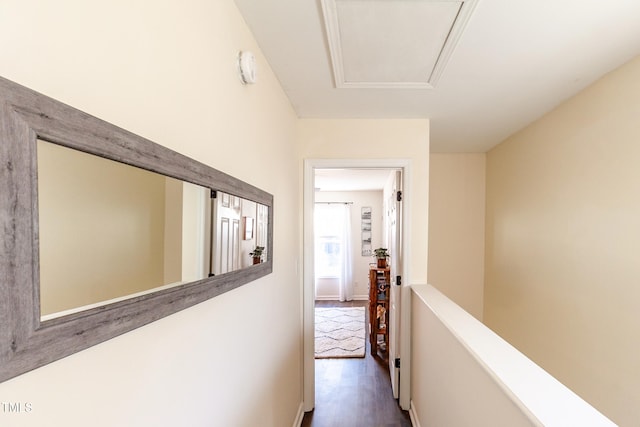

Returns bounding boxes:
[298,119,430,284]
[163,178,184,285]
[38,140,167,315]
[485,55,640,426]
[0,1,301,426]
[412,285,615,426]
[411,286,537,427]
[428,153,486,319]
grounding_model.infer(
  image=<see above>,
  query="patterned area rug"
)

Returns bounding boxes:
[315,307,365,358]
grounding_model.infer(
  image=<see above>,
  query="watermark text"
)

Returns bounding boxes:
[1,402,33,413]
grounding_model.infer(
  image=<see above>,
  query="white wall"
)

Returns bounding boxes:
[315,190,384,300]
[180,182,210,282]
[0,1,301,426]
[240,199,258,269]
[485,55,640,426]
[428,153,486,320]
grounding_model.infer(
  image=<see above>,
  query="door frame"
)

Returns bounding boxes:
[303,158,412,411]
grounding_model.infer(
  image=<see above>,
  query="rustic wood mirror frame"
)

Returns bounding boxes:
[0,77,273,383]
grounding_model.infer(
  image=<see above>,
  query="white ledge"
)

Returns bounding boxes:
[411,284,616,427]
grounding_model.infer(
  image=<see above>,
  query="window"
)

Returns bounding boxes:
[314,204,346,278]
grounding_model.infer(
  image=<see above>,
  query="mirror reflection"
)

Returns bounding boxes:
[211,192,269,275]
[37,140,268,319]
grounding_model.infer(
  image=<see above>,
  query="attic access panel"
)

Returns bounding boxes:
[321,0,478,89]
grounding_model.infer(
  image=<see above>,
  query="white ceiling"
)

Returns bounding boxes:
[234,0,640,152]
[315,168,393,192]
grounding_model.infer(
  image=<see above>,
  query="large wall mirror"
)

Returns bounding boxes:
[0,77,273,382]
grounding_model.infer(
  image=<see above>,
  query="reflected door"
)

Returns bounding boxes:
[211,192,241,275]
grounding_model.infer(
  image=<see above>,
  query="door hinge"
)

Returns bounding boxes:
[210,189,217,199]
[396,275,401,286]
[395,358,401,369]
[396,190,402,202]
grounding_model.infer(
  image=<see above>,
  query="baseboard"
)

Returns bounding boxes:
[314,295,369,301]
[409,400,422,427]
[292,402,304,427]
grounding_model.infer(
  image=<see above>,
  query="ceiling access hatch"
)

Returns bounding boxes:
[321,0,478,89]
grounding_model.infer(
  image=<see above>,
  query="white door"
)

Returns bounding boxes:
[385,171,402,398]
[211,191,241,275]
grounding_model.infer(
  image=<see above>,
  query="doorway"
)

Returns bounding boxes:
[303,159,412,412]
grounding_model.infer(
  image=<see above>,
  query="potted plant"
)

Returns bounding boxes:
[373,247,389,268]
[249,246,265,265]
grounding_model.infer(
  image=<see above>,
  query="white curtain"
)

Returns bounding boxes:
[314,203,354,301]
[338,204,353,302]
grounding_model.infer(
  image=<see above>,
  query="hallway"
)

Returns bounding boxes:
[302,301,411,427]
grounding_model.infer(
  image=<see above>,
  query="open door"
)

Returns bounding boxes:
[385,170,402,398]
[303,160,412,412]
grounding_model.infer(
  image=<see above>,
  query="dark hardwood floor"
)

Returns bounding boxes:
[302,301,412,427]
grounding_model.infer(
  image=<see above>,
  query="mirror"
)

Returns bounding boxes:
[37,140,270,320]
[0,76,273,383]
[37,139,214,319]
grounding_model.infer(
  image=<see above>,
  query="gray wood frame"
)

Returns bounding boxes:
[0,76,273,383]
